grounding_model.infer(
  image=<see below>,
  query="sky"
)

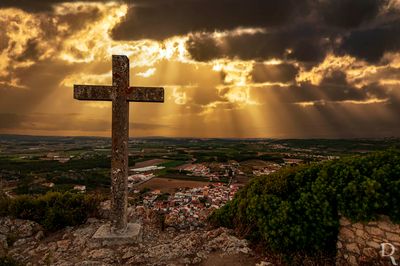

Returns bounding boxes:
[0,0,400,138]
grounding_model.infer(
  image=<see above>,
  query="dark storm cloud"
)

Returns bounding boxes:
[251,71,389,104]
[186,26,331,63]
[251,63,298,83]
[16,39,40,62]
[318,0,387,28]
[112,0,311,40]
[338,20,400,62]
[111,0,388,40]
[2,0,397,63]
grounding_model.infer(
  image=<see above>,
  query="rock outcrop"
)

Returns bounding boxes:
[0,216,255,265]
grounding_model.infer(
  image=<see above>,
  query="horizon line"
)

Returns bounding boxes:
[0,133,399,141]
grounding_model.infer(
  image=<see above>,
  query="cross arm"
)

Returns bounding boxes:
[74,85,164,102]
[74,85,113,101]
[127,87,164,102]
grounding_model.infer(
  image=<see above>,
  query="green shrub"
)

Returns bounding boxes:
[210,149,400,255]
[0,193,10,217]
[0,256,20,266]
[1,191,101,231]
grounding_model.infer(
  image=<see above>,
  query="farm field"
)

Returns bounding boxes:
[133,159,168,168]
[137,177,209,193]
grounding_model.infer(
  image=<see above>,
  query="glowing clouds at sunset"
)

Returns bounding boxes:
[0,0,400,137]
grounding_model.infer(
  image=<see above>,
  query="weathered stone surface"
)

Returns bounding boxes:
[378,221,399,232]
[13,238,27,247]
[0,234,7,256]
[0,234,7,249]
[0,217,42,238]
[365,226,384,237]
[122,249,136,259]
[354,236,365,246]
[347,255,357,265]
[57,240,71,251]
[88,248,114,259]
[355,228,365,238]
[337,215,400,265]
[386,231,400,243]
[340,227,355,239]
[366,240,380,249]
[35,231,44,241]
[353,223,364,230]
[92,223,142,245]
[73,55,164,233]
[346,243,360,254]
[362,247,376,257]
[0,213,254,265]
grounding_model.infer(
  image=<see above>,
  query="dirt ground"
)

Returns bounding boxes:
[200,252,260,266]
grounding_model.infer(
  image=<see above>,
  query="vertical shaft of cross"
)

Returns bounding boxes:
[110,55,129,232]
[73,54,164,238]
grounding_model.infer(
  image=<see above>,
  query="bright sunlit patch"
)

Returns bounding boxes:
[0,78,28,89]
[294,101,321,107]
[86,102,110,109]
[210,27,266,40]
[340,98,389,105]
[171,87,192,105]
[212,59,253,86]
[296,54,390,88]
[210,59,261,107]
[61,71,112,87]
[294,98,388,107]
[380,79,400,85]
[136,68,156,78]
[109,36,191,68]
[59,3,129,63]
[0,8,42,87]
[217,86,258,106]
[296,54,357,85]
[263,59,284,65]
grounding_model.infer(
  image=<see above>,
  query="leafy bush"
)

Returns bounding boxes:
[210,149,400,255]
[0,191,101,231]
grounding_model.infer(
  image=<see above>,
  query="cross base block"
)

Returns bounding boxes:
[92,223,142,245]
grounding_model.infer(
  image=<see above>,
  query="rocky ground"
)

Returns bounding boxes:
[0,215,267,266]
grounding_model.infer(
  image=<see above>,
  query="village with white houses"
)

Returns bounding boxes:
[137,183,240,230]
[126,161,274,229]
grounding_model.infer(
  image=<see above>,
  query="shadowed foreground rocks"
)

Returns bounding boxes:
[0,216,259,265]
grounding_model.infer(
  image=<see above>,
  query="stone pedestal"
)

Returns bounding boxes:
[92,223,142,246]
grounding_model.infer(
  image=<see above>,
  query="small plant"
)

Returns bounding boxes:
[1,191,102,231]
[6,232,18,247]
[0,256,20,266]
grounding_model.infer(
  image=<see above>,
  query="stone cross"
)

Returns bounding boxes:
[74,55,164,233]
